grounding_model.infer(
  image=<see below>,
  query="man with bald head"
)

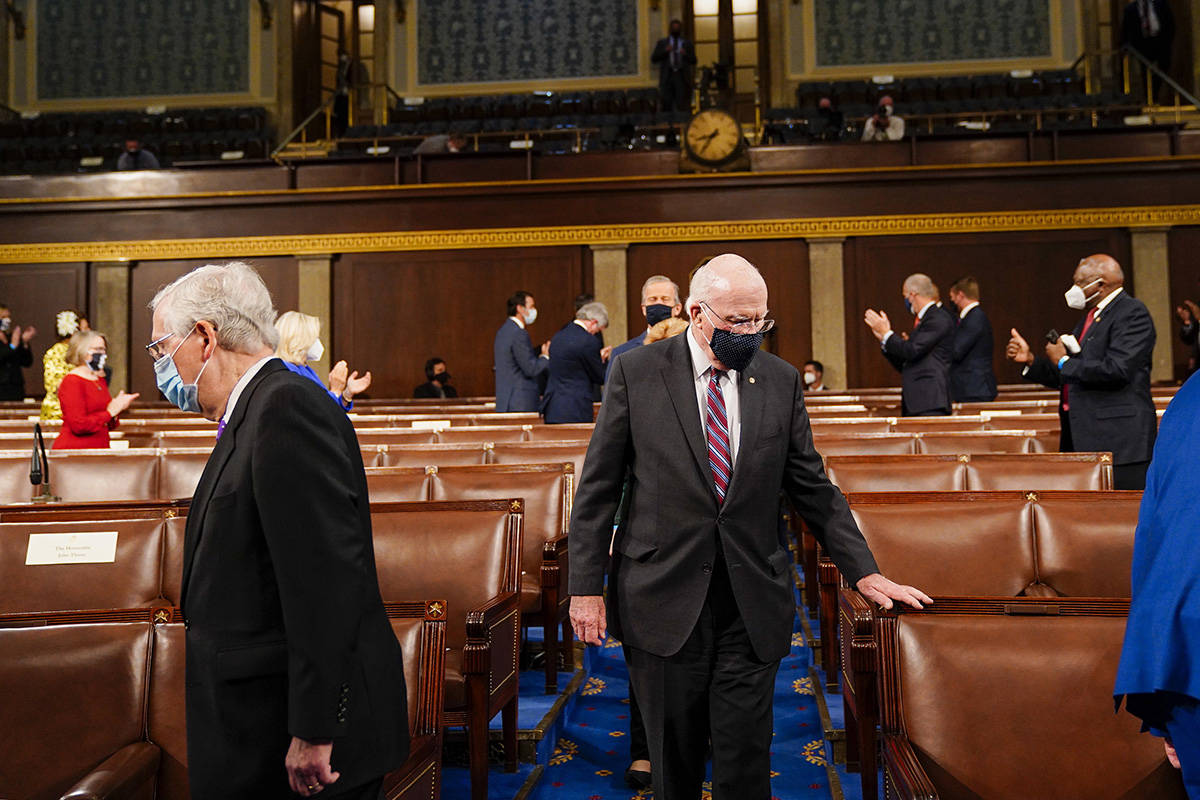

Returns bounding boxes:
[1007,254,1157,489]
[569,254,929,799]
[864,272,956,416]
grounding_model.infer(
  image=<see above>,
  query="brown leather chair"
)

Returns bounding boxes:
[157,447,213,500]
[0,609,162,800]
[48,451,161,502]
[147,618,189,800]
[365,466,435,502]
[428,463,574,694]
[489,441,590,484]
[153,429,221,449]
[0,517,166,614]
[812,434,918,456]
[809,419,893,436]
[983,411,1061,432]
[824,455,967,493]
[161,512,188,606]
[965,452,1113,490]
[467,413,540,426]
[914,430,1036,454]
[381,443,490,467]
[369,499,522,800]
[353,429,441,447]
[524,423,594,441]
[434,425,531,444]
[879,603,1184,799]
[1033,490,1140,597]
[889,415,988,433]
[361,445,388,467]
[382,600,448,800]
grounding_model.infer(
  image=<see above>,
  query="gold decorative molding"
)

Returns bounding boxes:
[1,204,1198,264]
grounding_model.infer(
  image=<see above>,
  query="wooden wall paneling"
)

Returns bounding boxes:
[1168,226,1200,380]
[332,247,586,400]
[0,263,87,399]
[625,240,812,370]
[842,230,1133,390]
[128,257,299,398]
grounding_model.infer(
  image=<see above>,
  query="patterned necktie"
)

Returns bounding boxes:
[216,419,226,440]
[706,369,731,504]
[1062,306,1097,412]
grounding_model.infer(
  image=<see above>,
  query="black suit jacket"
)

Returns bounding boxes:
[1122,0,1174,62]
[568,333,878,662]
[882,304,955,415]
[651,34,696,91]
[181,359,407,797]
[542,322,606,424]
[413,380,458,399]
[950,305,998,402]
[0,342,31,400]
[1024,290,1157,465]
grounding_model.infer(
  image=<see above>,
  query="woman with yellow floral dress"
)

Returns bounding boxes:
[40,310,88,420]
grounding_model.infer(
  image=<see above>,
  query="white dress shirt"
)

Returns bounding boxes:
[687,326,740,466]
[221,356,276,427]
[959,301,980,319]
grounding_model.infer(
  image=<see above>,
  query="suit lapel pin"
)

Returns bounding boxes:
[748,377,755,384]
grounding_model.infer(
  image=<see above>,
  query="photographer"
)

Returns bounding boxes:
[861,95,905,141]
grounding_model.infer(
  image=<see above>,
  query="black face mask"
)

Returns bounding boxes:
[708,326,762,372]
[88,353,107,373]
[433,371,451,384]
[645,304,673,327]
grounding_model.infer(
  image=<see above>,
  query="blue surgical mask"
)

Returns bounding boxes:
[153,330,209,413]
[904,296,914,314]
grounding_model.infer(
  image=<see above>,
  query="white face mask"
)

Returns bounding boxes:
[306,338,324,362]
[1064,278,1102,310]
[804,372,817,386]
[523,308,538,325]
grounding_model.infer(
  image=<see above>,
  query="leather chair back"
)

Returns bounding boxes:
[825,455,966,493]
[148,621,189,799]
[0,518,165,613]
[157,448,212,500]
[891,614,1183,799]
[353,429,440,447]
[391,616,427,734]
[365,467,433,502]
[966,453,1112,491]
[915,431,1035,454]
[810,419,893,436]
[812,434,917,456]
[0,450,34,504]
[435,425,530,444]
[382,444,489,467]
[161,515,188,605]
[525,423,594,441]
[850,497,1035,595]
[360,445,386,467]
[49,451,161,502]
[0,619,151,799]
[490,441,590,483]
[153,430,220,448]
[1033,492,1139,597]
[891,416,988,433]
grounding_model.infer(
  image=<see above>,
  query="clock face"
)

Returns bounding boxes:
[683,109,743,166]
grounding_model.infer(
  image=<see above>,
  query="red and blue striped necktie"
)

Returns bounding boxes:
[706,369,731,504]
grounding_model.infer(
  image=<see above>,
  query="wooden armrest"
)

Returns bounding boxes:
[541,534,569,588]
[542,533,568,560]
[61,741,161,800]
[463,590,520,676]
[881,734,938,800]
[838,588,876,638]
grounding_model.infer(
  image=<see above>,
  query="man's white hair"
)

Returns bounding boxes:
[575,301,609,328]
[685,253,765,310]
[903,273,936,298]
[641,274,681,305]
[150,261,279,354]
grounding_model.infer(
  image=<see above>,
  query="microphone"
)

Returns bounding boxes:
[30,423,57,503]
[28,435,42,486]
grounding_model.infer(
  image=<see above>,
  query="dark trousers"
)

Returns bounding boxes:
[661,71,691,113]
[622,643,649,762]
[325,778,383,800]
[626,560,781,799]
[1114,460,1150,491]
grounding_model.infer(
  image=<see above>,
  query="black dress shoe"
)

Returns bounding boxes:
[624,766,652,790]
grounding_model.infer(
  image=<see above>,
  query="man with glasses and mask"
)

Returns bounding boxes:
[568,254,929,799]
[1006,254,1157,490]
[146,262,408,799]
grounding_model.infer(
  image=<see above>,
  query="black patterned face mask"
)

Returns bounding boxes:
[88,352,107,373]
[708,326,762,372]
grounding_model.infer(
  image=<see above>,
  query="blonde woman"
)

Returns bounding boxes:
[274,310,371,411]
[41,309,89,420]
[53,331,138,449]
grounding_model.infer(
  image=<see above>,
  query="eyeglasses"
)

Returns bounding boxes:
[701,302,775,335]
[144,332,174,361]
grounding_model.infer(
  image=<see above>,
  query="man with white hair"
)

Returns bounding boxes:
[605,274,683,381]
[543,301,611,423]
[569,254,929,799]
[147,262,408,799]
[864,272,956,416]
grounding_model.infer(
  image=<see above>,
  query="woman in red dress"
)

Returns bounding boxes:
[53,331,139,450]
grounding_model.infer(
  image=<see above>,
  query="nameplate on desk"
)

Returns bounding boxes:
[110,439,130,450]
[25,532,118,565]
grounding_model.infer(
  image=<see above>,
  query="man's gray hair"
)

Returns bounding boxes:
[150,261,279,354]
[686,254,765,310]
[903,273,936,298]
[575,301,609,328]
[641,274,680,304]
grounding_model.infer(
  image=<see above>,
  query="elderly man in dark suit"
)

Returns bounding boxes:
[947,275,998,402]
[148,262,408,799]
[569,254,929,800]
[543,302,610,424]
[1007,254,1157,490]
[864,273,955,416]
[651,19,696,113]
[493,290,549,412]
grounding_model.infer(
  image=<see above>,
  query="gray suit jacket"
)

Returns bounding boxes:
[568,333,878,661]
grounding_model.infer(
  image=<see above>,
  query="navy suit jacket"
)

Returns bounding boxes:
[1024,290,1157,465]
[950,305,998,402]
[882,304,955,415]
[605,331,646,382]
[543,322,606,423]
[493,318,546,412]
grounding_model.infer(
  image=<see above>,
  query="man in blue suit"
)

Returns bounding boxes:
[606,275,683,381]
[864,273,955,416]
[494,290,549,412]
[543,302,610,423]
[947,276,998,402]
